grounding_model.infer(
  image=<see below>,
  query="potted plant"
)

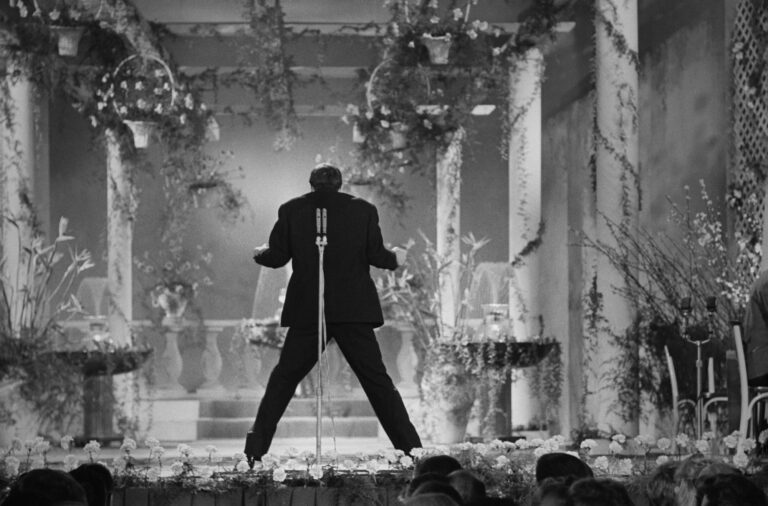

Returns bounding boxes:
[377,231,489,443]
[96,54,177,148]
[12,0,96,57]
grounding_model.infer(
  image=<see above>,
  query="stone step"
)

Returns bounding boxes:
[197,416,380,439]
[198,398,376,418]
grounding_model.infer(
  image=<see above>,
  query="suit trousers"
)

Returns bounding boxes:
[247,323,422,459]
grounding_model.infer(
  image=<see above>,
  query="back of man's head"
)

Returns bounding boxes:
[535,452,593,483]
[69,463,114,506]
[2,469,87,506]
[646,460,679,506]
[414,455,462,477]
[696,473,768,506]
[568,477,634,506]
[309,163,342,191]
[412,481,465,505]
[447,469,486,505]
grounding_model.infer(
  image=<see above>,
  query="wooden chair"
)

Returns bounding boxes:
[733,322,768,450]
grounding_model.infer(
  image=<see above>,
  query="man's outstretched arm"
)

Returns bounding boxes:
[254,204,291,268]
[366,206,399,270]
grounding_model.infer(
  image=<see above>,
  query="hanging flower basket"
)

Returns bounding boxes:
[123,120,156,149]
[106,54,177,149]
[420,34,453,64]
[49,25,84,56]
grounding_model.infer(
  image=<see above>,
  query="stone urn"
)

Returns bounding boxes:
[50,26,85,56]
[421,34,453,64]
[421,358,475,444]
[152,283,193,319]
[124,120,156,149]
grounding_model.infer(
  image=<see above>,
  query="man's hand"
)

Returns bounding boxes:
[393,246,407,266]
[253,243,268,258]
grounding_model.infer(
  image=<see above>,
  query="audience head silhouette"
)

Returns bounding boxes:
[412,480,465,505]
[1,469,87,506]
[645,460,679,506]
[447,469,486,505]
[309,163,342,192]
[405,473,450,499]
[535,452,593,483]
[414,455,462,477]
[531,476,573,506]
[696,473,768,506]
[69,463,114,506]
[568,477,634,506]
[675,455,717,506]
[403,492,462,506]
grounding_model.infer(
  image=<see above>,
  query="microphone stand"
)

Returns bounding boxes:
[315,208,328,464]
[680,296,716,439]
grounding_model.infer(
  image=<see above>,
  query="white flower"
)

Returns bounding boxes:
[656,455,670,466]
[429,16,440,24]
[154,104,164,114]
[345,104,360,116]
[84,440,101,456]
[112,456,127,471]
[466,29,478,39]
[10,439,22,454]
[365,110,374,120]
[494,455,510,469]
[177,443,193,458]
[235,460,250,472]
[399,456,413,468]
[702,431,715,441]
[759,430,768,445]
[60,436,74,451]
[30,459,44,470]
[580,439,598,453]
[206,445,218,454]
[492,46,504,57]
[452,8,462,20]
[634,435,654,448]
[119,106,128,116]
[656,437,671,451]
[611,434,626,444]
[170,461,184,475]
[135,81,144,91]
[478,21,489,32]
[136,98,148,110]
[309,465,323,480]
[428,0,438,8]
[4,456,19,475]
[593,456,610,473]
[742,438,757,452]
[533,447,549,458]
[150,446,166,459]
[407,41,415,48]
[146,468,160,481]
[70,9,81,21]
[675,433,690,448]
[18,4,27,18]
[261,453,278,468]
[380,120,390,128]
[63,455,79,471]
[121,438,137,452]
[608,441,623,455]
[733,451,749,469]
[411,448,426,459]
[145,437,160,448]
[33,437,50,455]
[49,8,61,21]
[616,458,633,475]
[273,467,287,482]
[184,94,194,110]
[695,439,710,454]
[120,81,128,90]
[423,119,433,129]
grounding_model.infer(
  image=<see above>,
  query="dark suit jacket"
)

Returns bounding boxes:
[744,269,768,379]
[254,190,398,328]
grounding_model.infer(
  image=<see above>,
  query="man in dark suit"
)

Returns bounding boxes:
[744,269,768,387]
[244,163,422,465]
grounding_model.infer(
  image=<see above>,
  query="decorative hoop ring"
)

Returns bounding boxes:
[112,53,177,116]
[366,59,431,110]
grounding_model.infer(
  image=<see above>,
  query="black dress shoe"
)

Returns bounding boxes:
[244,431,261,469]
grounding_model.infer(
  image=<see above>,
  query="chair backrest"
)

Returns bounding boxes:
[664,345,680,425]
[75,277,109,317]
[732,321,750,426]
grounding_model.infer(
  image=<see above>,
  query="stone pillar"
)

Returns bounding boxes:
[507,48,544,430]
[0,65,43,328]
[199,324,224,393]
[106,130,134,345]
[593,0,640,434]
[435,127,465,338]
[156,317,187,396]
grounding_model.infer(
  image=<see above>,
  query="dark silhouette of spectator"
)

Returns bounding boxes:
[413,481,465,505]
[646,460,679,506]
[69,463,114,506]
[696,473,768,506]
[403,492,461,506]
[535,452,593,484]
[675,454,717,506]
[404,472,451,499]
[696,461,740,481]
[447,469,487,505]
[531,476,572,506]
[1,469,87,506]
[415,455,463,477]
[567,477,634,506]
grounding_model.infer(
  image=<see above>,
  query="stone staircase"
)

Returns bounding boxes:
[148,396,381,441]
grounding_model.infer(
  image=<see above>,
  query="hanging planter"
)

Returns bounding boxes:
[420,34,453,64]
[49,25,84,56]
[123,120,156,149]
[103,53,177,149]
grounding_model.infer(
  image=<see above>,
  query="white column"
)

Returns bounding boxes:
[1,67,37,330]
[594,0,639,434]
[436,127,465,338]
[106,130,134,346]
[508,48,544,429]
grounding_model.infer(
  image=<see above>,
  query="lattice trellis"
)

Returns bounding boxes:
[731,0,768,275]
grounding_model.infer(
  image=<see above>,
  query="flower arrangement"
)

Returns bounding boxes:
[12,0,95,26]
[233,318,287,349]
[95,54,177,124]
[1,430,767,503]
